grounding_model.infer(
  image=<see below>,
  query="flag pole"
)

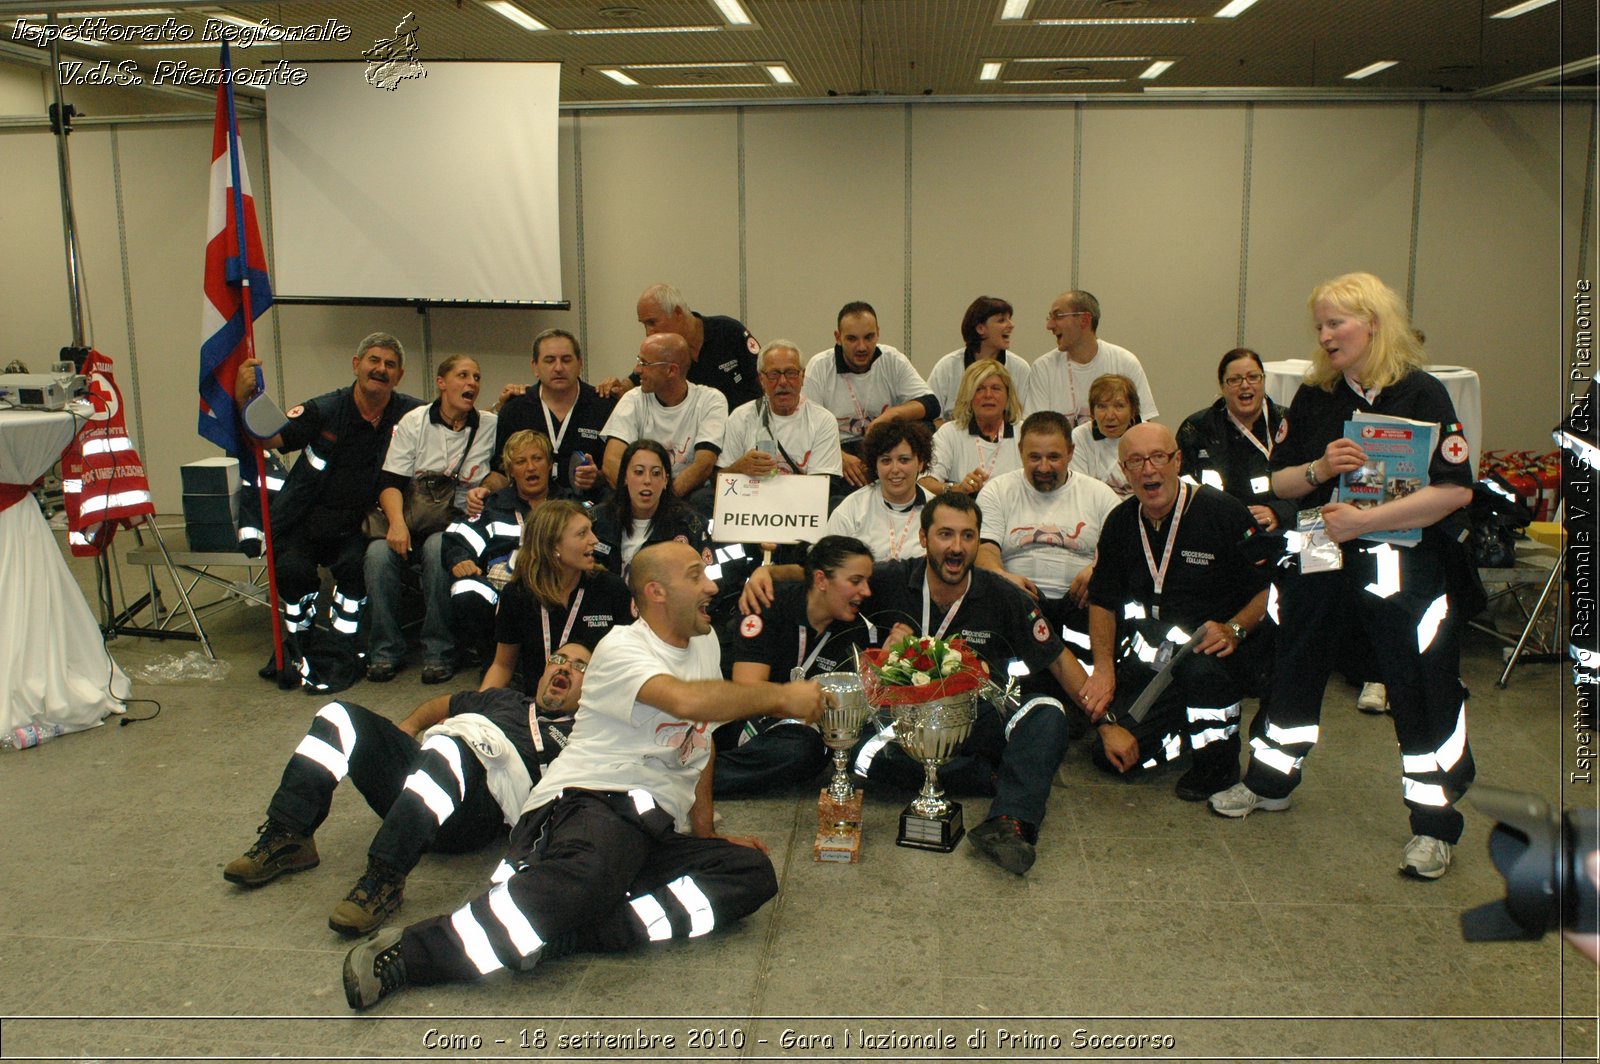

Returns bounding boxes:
[222,43,286,678]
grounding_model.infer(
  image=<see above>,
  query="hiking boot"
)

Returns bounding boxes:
[329,859,406,937]
[343,927,408,1010]
[1400,834,1452,880]
[223,819,319,886]
[420,662,455,685]
[967,815,1036,875]
[365,660,399,683]
[1208,782,1292,819]
[1357,682,1389,714]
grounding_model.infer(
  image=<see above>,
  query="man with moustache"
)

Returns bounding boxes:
[1021,290,1158,429]
[848,494,1101,875]
[1082,423,1269,802]
[341,541,832,1009]
[224,643,592,937]
[600,332,729,505]
[481,329,615,506]
[719,340,843,482]
[976,410,1121,658]
[232,333,422,687]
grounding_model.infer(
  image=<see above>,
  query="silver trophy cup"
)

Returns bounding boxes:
[814,672,871,802]
[891,691,979,850]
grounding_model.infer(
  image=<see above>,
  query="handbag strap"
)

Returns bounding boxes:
[444,416,479,483]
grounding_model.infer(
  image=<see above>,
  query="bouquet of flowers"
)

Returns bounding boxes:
[859,633,989,707]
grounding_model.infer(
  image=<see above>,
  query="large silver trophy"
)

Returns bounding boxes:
[891,691,979,851]
[813,672,872,863]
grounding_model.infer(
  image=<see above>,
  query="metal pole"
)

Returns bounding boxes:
[47,24,87,348]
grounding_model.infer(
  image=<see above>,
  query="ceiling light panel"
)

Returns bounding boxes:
[1000,0,1031,18]
[980,61,1004,80]
[599,67,639,85]
[483,1,548,32]
[1214,0,1263,16]
[1345,60,1398,79]
[1490,0,1558,16]
[710,0,753,26]
[1139,59,1176,79]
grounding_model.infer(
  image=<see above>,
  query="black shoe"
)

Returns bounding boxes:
[420,663,455,685]
[1174,763,1240,803]
[343,927,408,1010]
[967,815,1036,875]
[329,859,406,937]
[366,661,399,683]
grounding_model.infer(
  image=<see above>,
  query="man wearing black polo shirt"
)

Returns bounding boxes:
[596,283,762,410]
[854,493,1097,875]
[233,333,422,688]
[480,329,615,506]
[1083,423,1270,801]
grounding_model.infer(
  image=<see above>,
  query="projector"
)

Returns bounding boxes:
[0,372,89,411]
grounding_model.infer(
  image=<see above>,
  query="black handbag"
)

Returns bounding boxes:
[364,419,478,540]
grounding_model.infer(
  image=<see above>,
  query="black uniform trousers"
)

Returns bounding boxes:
[448,576,499,664]
[397,789,778,985]
[1244,542,1476,842]
[266,701,505,873]
[711,719,829,798]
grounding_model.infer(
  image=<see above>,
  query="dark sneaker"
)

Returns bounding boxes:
[223,819,319,887]
[967,815,1036,875]
[343,927,407,1010]
[1175,762,1240,803]
[420,663,455,685]
[329,860,406,937]
[365,661,399,683]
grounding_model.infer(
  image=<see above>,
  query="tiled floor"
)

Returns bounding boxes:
[2,544,1595,1062]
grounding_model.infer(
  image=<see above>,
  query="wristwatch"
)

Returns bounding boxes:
[1303,461,1320,487]
[1099,708,1119,727]
[1227,621,1248,643]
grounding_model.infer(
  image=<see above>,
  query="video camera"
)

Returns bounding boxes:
[1461,785,1597,942]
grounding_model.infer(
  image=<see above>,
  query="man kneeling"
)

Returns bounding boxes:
[341,541,831,1009]
[223,644,589,935]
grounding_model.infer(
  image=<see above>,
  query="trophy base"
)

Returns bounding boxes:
[896,801,964,852]
[814,788,864,864]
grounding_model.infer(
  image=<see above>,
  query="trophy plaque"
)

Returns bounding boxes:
[812,672,871,863]
[890,692,978,851]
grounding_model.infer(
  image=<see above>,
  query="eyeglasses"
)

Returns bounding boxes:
[547,652,587,674]
[760,368,803,382]
[635,357,673,369]
[1222,372,1266,389]
[1119,449,1179,473]
[1048,309,1089,321]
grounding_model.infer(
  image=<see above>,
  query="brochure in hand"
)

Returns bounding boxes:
[1336,412,1437,546]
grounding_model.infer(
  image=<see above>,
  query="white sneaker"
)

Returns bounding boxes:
[1401,834,1452,879]
[1357,682,1389,714]
[1208,782,1292,818]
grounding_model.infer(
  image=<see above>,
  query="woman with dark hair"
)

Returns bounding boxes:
[589,438,711,579]
[714,535,879,797]
[825,420,934,562]
[484,499,631,694]
[1068,373,1140,497]
[1175,348,1294,532]
[927,295,1031,421]
[1214,272,1477,882]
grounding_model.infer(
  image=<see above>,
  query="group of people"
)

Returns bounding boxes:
[224,271,1481,1010]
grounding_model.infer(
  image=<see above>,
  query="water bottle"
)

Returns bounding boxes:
[7,722,65,749]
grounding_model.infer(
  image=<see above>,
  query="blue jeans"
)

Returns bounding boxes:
[363,532,455,667]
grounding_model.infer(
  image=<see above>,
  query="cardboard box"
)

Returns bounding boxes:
[180,456,241,496]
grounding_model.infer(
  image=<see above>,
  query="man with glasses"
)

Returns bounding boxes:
[1081,423,1269,802]
[1021,290,1158,429]
[595,283,762,410]
[719,340,843,482]
[600,333,729,505]
[223,643,593,937]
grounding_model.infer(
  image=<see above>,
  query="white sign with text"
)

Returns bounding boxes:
[711,473,830,544]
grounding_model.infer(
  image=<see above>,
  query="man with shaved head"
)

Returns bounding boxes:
[600,332,729,503]
[1081,422,1270,802]
[341,541,832,1009]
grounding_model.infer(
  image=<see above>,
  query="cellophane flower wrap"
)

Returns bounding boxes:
[859,634,988,707]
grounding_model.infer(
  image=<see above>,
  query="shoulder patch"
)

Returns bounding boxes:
[1032,616,1051,643]
[286,404,304,420]
[1440,433,1469,465]
[740,614,764,638]
[1275,417,1288,444]
[746,333,760,355]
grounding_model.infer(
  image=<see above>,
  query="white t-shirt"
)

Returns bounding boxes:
[825,483,928,562]
[382,404,498,509]
[601,383,729,476]
[976,468,1119,597]
[524,619,720,833]
[928,421,1022,485]
[926,348,1031,423]
[720,397,843,477]
[801,345,931,444]
[1020,341,1159,428]
[1069,422,1133,497]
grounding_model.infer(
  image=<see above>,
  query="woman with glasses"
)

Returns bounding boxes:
[922,360,1024,497]
[1068,373,1140,496]
[590,438,712,580]
[1212,272,1477,883]
[484,500,631,694]
[1175,348,1294,532]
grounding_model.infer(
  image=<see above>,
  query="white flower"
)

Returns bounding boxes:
[911,671,932,686]
[939,655,963,677]
[886,652,900,664]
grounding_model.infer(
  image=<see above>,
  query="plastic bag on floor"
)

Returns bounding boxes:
[127,650,232,683]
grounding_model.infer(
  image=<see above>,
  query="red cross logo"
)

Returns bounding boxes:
[1441,434,1468,464]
